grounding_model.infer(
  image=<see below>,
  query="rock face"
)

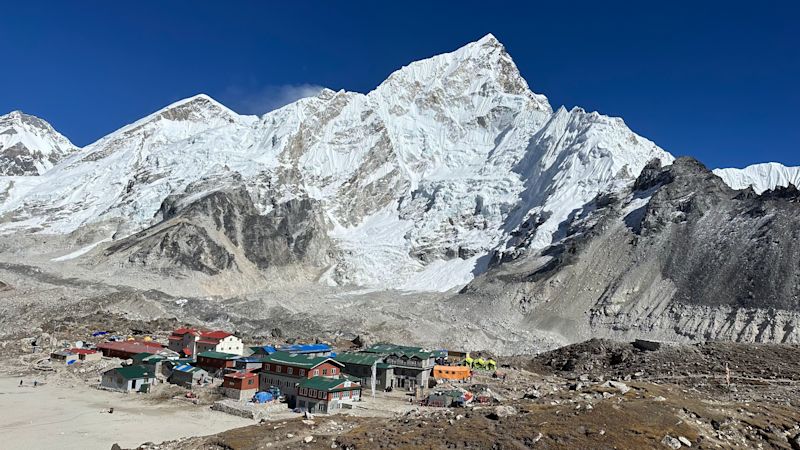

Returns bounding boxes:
[467,157,800,344]
[0,111,77,175]
[104,181,330,276]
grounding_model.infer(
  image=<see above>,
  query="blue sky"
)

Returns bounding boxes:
[1,2,797,168]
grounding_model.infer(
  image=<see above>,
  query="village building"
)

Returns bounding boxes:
[433,365,472,382]
[247,345,277,357]
[167,328,244,358]
[277,343,332,357]
[69,348,102,362]
[334,352,394,390]
[131,352,168,378]
[296,376,362,414]
[363,343,438,390]
[169,363,210,388]
[446,349,468,364]
[384,349,437,389]
[96,340,164,359]
[222,371,260,400]
[195,331,244,355]
[424,390,467,408]
[195,351,239,376]
[50,350,79,365]
[235,356,267,371]
[259,351,344,407]
[101,365,156,393]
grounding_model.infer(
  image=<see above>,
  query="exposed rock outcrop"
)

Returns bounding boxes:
[467,157,800,344]
[104,182,331,276]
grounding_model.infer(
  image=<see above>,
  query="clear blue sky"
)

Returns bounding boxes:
[1,2,797,168]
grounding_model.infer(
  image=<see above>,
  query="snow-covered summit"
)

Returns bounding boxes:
[714,162,800,193]
[0,111,78,175]
[0,34,782,292]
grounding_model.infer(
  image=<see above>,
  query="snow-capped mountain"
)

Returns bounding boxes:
[714,163,800,193]
[0,111,78,175]
[1,34,793,293]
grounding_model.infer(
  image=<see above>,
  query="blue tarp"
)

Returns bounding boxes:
[254,345,277,354]
[92,331,109,337]
[278,343,331,354]
[254,391,273,403]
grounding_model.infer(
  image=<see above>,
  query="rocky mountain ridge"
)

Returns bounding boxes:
[0,34,797,298]
[465,157,800,344]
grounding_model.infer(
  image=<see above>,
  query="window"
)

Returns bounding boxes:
[276,365,282,373]
[299,369,305,376]
[313,369,319,376]
[264,364,270,371]
[287,367,293,375]
[247,379,253,385]
[322,369,328,375]
[318,391,325,399]
[331,368,337,374]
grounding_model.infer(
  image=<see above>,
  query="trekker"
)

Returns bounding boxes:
[19,379,22,387]
[33,380,38,387]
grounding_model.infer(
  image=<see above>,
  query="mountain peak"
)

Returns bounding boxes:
[473,33,500,46]
[0,110,77,176]
[159,93,238,118]
[373,33,551,114]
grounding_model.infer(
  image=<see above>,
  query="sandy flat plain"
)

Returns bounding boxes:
[0,377,251,450]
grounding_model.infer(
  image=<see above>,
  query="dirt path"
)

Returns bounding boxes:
[0,377,251,450]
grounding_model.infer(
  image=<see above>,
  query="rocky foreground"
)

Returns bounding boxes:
[123,339,800,450]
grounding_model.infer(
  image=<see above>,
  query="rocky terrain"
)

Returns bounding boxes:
[115,339,800,450]
[465,157,800,345]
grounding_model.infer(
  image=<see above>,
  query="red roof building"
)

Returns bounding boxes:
[68,348,97,355]
[167,328,242,358]
[97,341,164,359]
[69,347,102,361]
[222,370,260,400]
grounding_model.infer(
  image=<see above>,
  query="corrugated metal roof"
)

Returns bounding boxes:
[200,330,232,339]
[334,352,383,366]
[298,376,360,392]
[278,343,331,353]
[196,351,239,360]
[68,348,97,355]
[173,364,204,373]
[110,365,152,379]
[225,371,257,379]
[263,351,340,369]
[97,341,164,354]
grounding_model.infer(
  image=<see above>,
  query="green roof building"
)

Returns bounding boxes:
[297,376,362,414]
[101,365,156,393]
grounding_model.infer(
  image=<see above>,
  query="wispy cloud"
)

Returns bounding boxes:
[223,84,326,115]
